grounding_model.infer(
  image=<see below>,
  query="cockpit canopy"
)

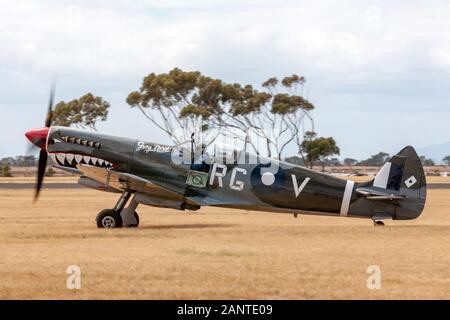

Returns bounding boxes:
[171,140,245,165]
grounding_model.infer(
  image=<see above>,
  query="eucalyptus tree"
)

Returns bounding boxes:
[220,75,315,160]
[53,93,110,130]
[127,69,317,161]
[127,68,237,146]
[300,135,340,171]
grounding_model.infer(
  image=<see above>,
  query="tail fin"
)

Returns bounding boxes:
[370,146,427,219]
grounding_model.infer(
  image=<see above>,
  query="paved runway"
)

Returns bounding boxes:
[0,183,449,189]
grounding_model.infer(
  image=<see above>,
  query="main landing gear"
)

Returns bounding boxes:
[96,191,140,228]
[373,220,385,227]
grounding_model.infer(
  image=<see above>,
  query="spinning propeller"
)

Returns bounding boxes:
[25,84,55,201]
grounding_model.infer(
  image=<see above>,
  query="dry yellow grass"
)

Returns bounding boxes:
[0,185,449,299]
[0,177,79,184]
[424,176,450,184]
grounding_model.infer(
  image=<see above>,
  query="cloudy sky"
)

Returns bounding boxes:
[1,0,450,160]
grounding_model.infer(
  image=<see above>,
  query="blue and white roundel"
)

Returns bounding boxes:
[261,172,275,186]
[250,164,286,192]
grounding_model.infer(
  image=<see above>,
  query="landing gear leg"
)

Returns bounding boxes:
[120,194,140,228]
[96,191,132,228]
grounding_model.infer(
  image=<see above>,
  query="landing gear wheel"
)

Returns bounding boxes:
[374,220,385,226]
[96,209,123,228]
[128,212,140,228]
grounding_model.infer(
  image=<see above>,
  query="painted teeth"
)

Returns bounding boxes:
[56,153,65,164]
[66,153,74,164]
[49,153,113,169]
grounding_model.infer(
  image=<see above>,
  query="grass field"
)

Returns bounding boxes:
[0,182,449,299]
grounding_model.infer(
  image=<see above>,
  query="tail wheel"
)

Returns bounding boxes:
[96,209,123,228]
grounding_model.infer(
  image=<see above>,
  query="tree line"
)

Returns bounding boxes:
[285,152,446,169]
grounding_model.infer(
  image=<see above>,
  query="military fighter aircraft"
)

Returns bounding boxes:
[25,89,426,228]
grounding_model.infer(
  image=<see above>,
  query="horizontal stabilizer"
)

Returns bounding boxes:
[356,187,405,201]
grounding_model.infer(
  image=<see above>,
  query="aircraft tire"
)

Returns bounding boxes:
[374,220,385,226]
[96,209,123,228]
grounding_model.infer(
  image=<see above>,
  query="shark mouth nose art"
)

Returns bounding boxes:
[49,153,114,169]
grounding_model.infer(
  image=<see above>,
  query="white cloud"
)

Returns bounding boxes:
[430,45,450,70]
[1,0,449,79]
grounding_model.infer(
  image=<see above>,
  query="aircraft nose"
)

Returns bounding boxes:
[25,127,50,150]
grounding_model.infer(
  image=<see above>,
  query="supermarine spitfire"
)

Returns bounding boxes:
[25,89,427,228]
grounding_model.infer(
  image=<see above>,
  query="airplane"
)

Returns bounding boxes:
[25,89,427,228]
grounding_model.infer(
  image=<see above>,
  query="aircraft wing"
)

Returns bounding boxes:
[76,164,184,200]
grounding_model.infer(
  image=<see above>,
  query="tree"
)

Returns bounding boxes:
[14,155,37,167]
[46,167,55,177]
[300,135,340,172]
[127,68,238,146]
[419,156,435,166]
[443,155,450,166]
[219,75,314,160]
[284,155,306,166]
[1,165,12,177]
[344,158,358,167]
[213,83,271,155]
[127,69,316,160]
[325,157,341,166]
[53,93,110,130]
[0,157,14,166]
[357,152,390,166]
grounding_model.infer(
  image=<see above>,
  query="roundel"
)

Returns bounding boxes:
[250,164,286,198]
[261,172,275,186]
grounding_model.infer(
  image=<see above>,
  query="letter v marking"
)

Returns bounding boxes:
[291,175,310,197]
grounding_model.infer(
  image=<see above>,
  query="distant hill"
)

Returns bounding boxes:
[416,141,450,164]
